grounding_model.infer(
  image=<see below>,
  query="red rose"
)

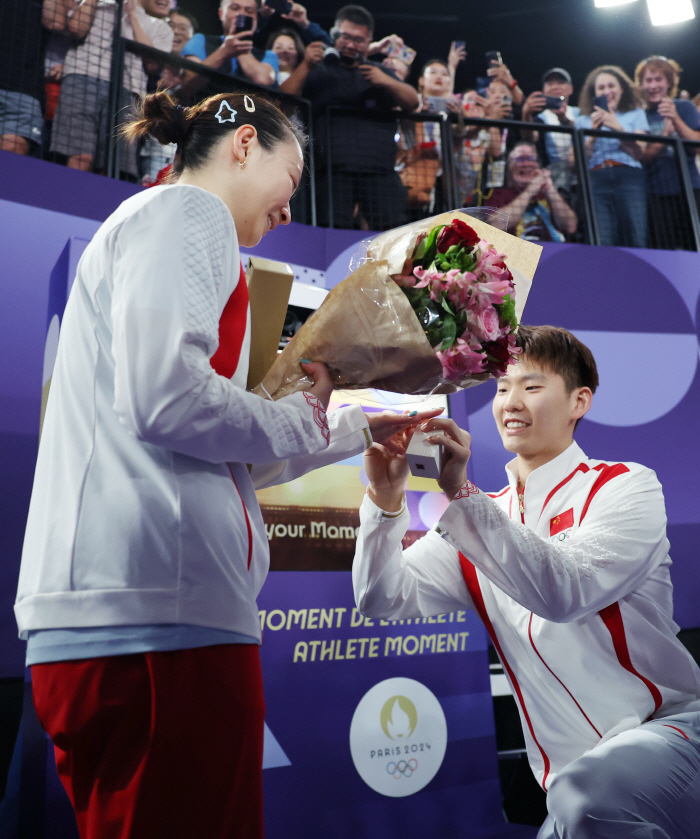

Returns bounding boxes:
[483,336,515,374]
[436,219,480,253]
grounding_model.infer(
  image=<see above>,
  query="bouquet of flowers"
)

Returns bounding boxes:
[254,211,541,401]
[390,217,520,382]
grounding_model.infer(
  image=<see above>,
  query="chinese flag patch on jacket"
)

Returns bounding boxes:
[550,508,574,536]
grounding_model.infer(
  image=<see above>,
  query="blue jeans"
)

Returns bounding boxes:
[590,165,647,248]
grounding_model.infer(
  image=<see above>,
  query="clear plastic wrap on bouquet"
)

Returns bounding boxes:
[254,209,542,401]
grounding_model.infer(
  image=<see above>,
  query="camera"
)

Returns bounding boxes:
[234,14,254,33]
[544,95,565,110]
[322,46,357,67]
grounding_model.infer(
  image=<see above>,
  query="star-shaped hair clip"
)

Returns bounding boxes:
[215,100,237,124]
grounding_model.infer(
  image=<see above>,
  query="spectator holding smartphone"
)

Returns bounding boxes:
[635,56,700,249]
[455,89,504,205]
[181,0,277,89]
[485,141,577,241]
[447,40,467,85]
[522,67,579,193]
[283,4,418,230]
[486,53,523,108]
[397,59,458,214]
[575,65,649,248]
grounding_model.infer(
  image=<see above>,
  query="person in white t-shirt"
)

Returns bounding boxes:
[353,325,700,838]
[20,89,437,839]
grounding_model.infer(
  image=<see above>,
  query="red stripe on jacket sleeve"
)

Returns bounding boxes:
[458,554,552,791]
[210,262,249,380]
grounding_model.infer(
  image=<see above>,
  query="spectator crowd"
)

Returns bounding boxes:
[2,0,700,248]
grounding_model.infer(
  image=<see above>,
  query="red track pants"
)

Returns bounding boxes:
[31,644,265,839]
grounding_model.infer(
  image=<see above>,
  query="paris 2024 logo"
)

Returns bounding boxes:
[349,678,447,797]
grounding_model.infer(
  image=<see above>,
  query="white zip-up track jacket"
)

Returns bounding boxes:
[16,185,369,643]
[353,441,700,790]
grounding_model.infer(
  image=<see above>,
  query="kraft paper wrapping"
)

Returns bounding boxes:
[254,260,445,400]
[254,213,542,401]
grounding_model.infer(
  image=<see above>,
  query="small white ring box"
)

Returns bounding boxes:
[406,430,444,480]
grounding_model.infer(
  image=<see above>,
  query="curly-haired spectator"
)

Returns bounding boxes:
[635,56,700,250]
[48,0,173,174]
[283,4,418,230]
[484,141,577,241]
[575,65,649,248]
[266,27,305,84]
[182,0,277,89]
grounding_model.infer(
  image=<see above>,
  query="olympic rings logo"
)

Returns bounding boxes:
[386,759,418,779]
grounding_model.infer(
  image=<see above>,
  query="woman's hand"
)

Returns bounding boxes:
[420,417,472,501]
[447,41,466,76]
[592,106,623,132]
[368,408,444,453]
[301,361,333,409]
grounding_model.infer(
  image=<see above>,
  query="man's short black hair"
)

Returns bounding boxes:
[170,7,198,32]
[334,4,374,36]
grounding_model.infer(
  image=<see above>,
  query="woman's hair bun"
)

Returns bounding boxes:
[122,90,189,147]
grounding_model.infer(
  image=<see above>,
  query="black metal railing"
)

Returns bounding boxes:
[3,3,700,249]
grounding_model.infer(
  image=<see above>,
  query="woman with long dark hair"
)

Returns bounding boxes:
[16,89,434,839]
[575,65,649,247]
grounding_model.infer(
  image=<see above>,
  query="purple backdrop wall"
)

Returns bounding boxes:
[1,154,699,681]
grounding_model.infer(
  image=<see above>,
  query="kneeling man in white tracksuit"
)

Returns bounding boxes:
[353,325,700,838]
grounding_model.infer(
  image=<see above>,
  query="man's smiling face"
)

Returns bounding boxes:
[492,359,586,461]
[142,0,171,19]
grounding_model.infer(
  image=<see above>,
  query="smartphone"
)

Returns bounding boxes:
[453,40,467,51]
[387,42,417,66]
[476,76,491,97]
[485,50,502,66]
[234,14,254,33]
[426,96,449,114]
[264,0,292,13]
[544,95,565,110]
[592,94,609,111]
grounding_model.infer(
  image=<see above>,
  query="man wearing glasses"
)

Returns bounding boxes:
[282,4,419,230]
[485,142,578,242]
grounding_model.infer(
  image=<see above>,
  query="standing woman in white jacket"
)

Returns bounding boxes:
[15,90,435,839]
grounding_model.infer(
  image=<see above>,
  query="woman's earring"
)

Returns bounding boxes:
[238,156,246,168]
